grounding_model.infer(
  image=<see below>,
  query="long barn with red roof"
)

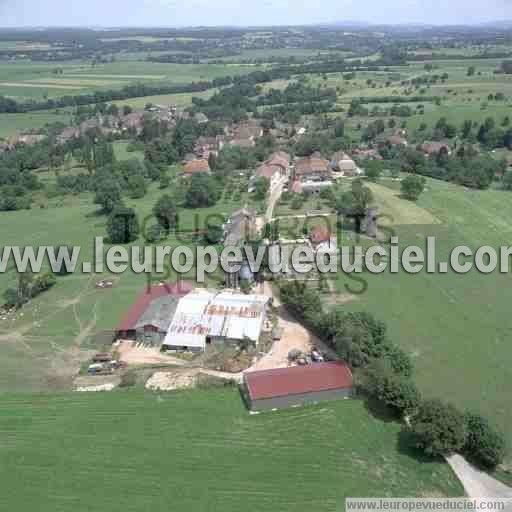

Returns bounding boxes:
[243,362,353,412]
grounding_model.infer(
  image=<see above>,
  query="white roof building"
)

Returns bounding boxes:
[163,289,270,351]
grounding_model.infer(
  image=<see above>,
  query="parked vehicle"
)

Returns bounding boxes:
[311,348,324,363]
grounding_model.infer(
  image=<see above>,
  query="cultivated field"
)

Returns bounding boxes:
[0,61,260,100]
[0,389,463,512]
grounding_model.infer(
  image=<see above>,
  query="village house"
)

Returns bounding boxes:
[294,152,331,182]
[230,138,256,148]
[194,112,209,125]
[330,151,362,177]
[420,141,452,157]
[386,134,408,147]
[194,135,225,159]
[253,151,291,187]
[56,127,80,145]
[223,207,257,247]
[182,159,211,177]
[7,133,46,148]
[352,148,383,161]
[120,112,145,135]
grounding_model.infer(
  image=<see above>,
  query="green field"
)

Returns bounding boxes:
[0,61,261,100]
[0,389,463,511]
[0,109,74,138]
[0,179,249,391]
[333,178,512,459]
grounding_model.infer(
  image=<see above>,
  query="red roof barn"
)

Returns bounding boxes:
[244,361,353,412]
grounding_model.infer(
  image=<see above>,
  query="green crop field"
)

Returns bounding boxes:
[331,177,512,459]
[0,389,463,511]
[0,60,261,100]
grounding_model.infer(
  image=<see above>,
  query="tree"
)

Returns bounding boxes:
[364,161,382,182]
[467,66,476,77]
[127,175,147,199]
[401,175,426,201]
[334,120,345,138]
[205,223,224,244]
[337,179,374,233]
[411,400,467,457]
[365,361,421,417]
[290,194,304,210]
[184,174,219,208]
[502,170,512,191]
[152,194,178,234]
[94,179,121,213]
[501,60,512,74]
[463,412,505,470]
[252,177,270,200]
[107,206,140,244]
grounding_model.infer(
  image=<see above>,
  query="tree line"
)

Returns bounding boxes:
[278,281,506,470]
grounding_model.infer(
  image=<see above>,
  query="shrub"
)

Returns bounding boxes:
[463,412,505,470]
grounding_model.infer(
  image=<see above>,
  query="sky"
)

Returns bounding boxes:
[0,0,509,27]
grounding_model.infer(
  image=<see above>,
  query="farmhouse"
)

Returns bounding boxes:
[420,141,452,156]
[162,289,270,352]
[194,135,224,159]
[224,207,257,247]
[115,281,194,343]
[294,152,331,182]
[183,158,211,177]
[57,127,80,145]
[243,361,353,412]
[254,152,290,185]
[330,151,362,177]
[386,134,408,147]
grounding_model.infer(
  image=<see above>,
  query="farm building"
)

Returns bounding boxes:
[162,289,270,352]
[115,281,194,343]
[243,362,353,412]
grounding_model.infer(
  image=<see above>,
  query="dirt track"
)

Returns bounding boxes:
[447,454,512,499]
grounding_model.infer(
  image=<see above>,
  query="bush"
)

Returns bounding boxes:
[463,412,505,470]
[401,175,426,201]
[385,345,413,377]
[411,399,467,457]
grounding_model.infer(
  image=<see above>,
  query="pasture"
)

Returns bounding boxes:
[0,179,247,392]
[0,389,463,512]
[333,177,512,458]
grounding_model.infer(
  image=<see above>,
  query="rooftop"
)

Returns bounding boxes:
[244,361,353,401]
[116,281,194,332]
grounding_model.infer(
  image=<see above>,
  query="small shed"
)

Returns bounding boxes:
[243,361,353,412]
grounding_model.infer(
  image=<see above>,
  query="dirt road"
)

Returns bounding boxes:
[447,454,512,498]
[247,281,335,372]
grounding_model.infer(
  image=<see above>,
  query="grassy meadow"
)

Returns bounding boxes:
[0,161,253,391]
[0,389,463,512]
[328,177,512,459]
